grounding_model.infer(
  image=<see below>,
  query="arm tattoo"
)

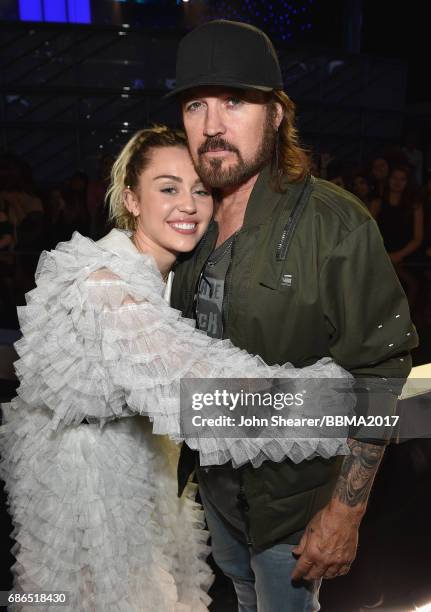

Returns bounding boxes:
[334,439,385,508]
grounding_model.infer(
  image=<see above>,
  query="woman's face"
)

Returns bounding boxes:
[125,145,213,255]
[389,169,408,194]
[353,176,369,200]
[372,158,389,181]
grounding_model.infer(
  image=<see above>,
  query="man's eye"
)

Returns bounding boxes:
[226,97,242,107]
[161,187,177,194]
[185,101,202,112]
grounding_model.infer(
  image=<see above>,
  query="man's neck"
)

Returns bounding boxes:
[214,173,259,246]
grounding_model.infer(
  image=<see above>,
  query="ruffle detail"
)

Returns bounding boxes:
[0,401,212,611]
[12,230,355,467]
[185,358,353,468]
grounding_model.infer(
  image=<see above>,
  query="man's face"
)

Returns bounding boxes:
[182,87,278,190]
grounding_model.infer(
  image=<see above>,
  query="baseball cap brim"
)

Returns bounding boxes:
[164,78,275,99]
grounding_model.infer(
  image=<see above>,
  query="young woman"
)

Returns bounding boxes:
[370,166,424,264]
[0,126,353,611]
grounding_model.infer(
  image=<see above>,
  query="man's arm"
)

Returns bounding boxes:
[291,438,384,581]
[291,210,418,581]
[334,439,384,508]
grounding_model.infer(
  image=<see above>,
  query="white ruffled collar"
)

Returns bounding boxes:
[96,228,173,301]
[96,228,137,257]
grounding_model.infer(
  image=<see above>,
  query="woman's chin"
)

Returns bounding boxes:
[172,242,200,254]
[166,235,204,254]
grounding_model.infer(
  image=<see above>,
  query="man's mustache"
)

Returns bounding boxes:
[198,137,240,156]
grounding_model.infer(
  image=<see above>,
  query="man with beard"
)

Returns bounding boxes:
[169,20,417,611]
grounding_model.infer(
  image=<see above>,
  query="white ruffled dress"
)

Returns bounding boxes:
[0,229,354,611]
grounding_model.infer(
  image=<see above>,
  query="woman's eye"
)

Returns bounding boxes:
[194,189,211,197]
[161,187,177,194]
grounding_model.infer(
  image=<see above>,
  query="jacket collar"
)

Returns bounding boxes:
[242,165,286,229]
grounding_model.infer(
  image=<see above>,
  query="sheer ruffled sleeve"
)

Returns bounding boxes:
[14,233,354,467]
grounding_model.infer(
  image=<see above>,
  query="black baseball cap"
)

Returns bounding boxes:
[166,19,283,98]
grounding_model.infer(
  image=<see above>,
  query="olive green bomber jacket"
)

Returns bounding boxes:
[171,167,419,550]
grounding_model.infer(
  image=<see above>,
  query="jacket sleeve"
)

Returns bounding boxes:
[319,217,419,443]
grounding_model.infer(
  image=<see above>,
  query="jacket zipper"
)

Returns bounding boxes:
[221,233,237,336]
[276,175,312,262]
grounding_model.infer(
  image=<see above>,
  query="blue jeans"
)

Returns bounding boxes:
[200,490,321,612]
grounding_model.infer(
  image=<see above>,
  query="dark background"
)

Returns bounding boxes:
[1,0,430,183]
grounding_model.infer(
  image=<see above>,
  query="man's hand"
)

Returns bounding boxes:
[291,500,361,581]
[291,439,385,582]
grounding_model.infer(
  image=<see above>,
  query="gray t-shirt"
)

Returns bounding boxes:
[194,236,247,540]
[195,234,234,339]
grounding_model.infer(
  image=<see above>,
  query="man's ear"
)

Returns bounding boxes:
[123,189,140,218]
[273,101,283,130]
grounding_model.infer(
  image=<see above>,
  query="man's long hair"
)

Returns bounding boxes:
[270,91,310,192]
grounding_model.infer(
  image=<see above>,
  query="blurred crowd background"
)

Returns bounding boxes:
[0,150,112,328]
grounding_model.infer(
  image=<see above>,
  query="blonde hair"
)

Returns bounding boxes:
[106,125,188,230]
[269,91,310,191]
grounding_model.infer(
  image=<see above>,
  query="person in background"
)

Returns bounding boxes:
[402,130,423,185]
[63,171,91,237]
[370,166,424,264]
[44,186,68,248]
[369,155,390,199]
[46,172,91,246]
[326,158,348,189]
[351,171,376,210]
[0,153,44,250]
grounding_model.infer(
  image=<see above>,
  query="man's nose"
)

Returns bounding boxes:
[203,104,226,137]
